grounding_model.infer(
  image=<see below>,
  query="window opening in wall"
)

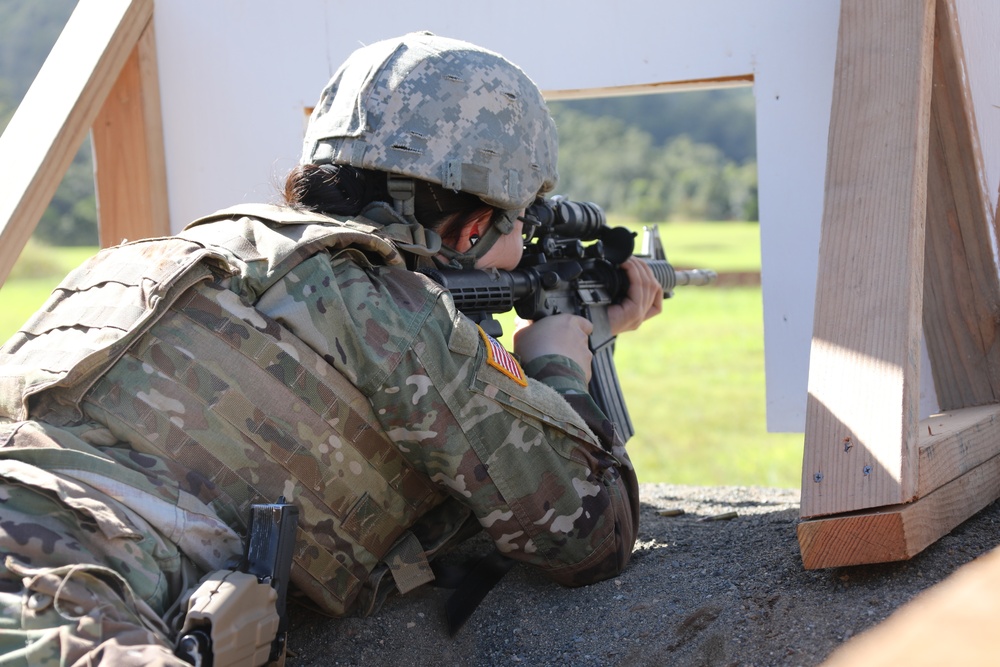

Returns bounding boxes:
[547,87,802,489]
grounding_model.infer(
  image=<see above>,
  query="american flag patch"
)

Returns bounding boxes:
[478,326,528,386]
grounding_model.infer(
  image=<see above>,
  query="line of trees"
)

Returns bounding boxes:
[1,0,96,246]
[549,91,758,223]
[1,0,758,247]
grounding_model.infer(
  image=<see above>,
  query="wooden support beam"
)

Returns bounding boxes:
[0,0,153,286]
[92,20,170,247]
[922,0,1000,410]
[800,0,936,518]
[799,0,1000,568]
[799,404,1000,569]
[917,404,1000,496]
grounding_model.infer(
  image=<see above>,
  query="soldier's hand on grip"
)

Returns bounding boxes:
[513,314,595,382]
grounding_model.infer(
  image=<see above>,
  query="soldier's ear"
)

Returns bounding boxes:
[461,209,493,251]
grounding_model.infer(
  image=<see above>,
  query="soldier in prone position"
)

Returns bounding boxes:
[0,32,663,665]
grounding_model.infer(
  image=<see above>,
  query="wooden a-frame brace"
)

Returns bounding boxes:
[0,0,167,288]
[798,0,1000,569]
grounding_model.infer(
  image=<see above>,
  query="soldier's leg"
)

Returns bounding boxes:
[0,484,190,666]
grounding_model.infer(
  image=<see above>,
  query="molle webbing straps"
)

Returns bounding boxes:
[82,282,444,615]
[0,238,227,424]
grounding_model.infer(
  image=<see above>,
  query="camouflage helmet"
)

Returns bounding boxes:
[300,31,558,212]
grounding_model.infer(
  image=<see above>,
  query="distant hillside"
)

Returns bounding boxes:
[556,88,756,164]
[550,93,758,222]
[0,0,78,129]
[0,0,96,246]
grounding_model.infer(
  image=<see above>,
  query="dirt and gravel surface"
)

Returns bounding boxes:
[283,484,1000,666]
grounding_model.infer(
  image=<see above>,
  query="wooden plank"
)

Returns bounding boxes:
[922,0,1000,410]
[92,21,169,247]
[822,545,1000,666]
[800,0,936,518]
[0,0,153,286]
[800,403,1000,568]
[798,447,1000,569]
[917,404,1000,497]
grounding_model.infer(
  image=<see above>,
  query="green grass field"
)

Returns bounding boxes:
[0,224,804,489]
[0,242,96,342]
[616,221,804,487]
[618,286,803,488]
[629,218,765,272]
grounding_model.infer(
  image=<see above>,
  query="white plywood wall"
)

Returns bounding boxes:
[151,0,1000,432]
[953,1,1000,252]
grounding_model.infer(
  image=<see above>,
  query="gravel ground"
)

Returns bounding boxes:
[283,484,1000,666]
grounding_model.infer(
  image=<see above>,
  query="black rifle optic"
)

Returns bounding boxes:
[421,196,716,442]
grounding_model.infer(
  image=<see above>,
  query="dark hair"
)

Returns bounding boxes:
[283,164,494,246]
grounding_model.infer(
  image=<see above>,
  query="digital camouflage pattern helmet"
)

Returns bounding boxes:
[301,31,558,212]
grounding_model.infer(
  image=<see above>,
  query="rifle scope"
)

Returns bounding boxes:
[525,197,606,240]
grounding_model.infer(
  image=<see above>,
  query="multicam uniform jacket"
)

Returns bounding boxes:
[0,204,639,664]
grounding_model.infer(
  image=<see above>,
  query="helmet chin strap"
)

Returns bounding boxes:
[435,209,519,269]
[388,174,520,269]
[387,174,420,226]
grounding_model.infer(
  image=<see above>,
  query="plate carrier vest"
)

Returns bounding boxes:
[0,204,463,616]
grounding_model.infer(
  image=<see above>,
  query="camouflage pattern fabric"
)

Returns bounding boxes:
[0,559,189,666]
[0,421,237,666]
[302,32,559,211]
[83,279,449,615]
[0,237,230,426]
[0,204,639,663]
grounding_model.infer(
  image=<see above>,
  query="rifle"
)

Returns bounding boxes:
[421,197,716,442]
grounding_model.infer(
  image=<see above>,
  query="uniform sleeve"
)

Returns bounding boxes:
[367,280,640,587]
[257,254,639,586]
[521,354,626,452]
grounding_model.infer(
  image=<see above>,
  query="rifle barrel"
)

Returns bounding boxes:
[643,259,717,293]
[675,268,718,287]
